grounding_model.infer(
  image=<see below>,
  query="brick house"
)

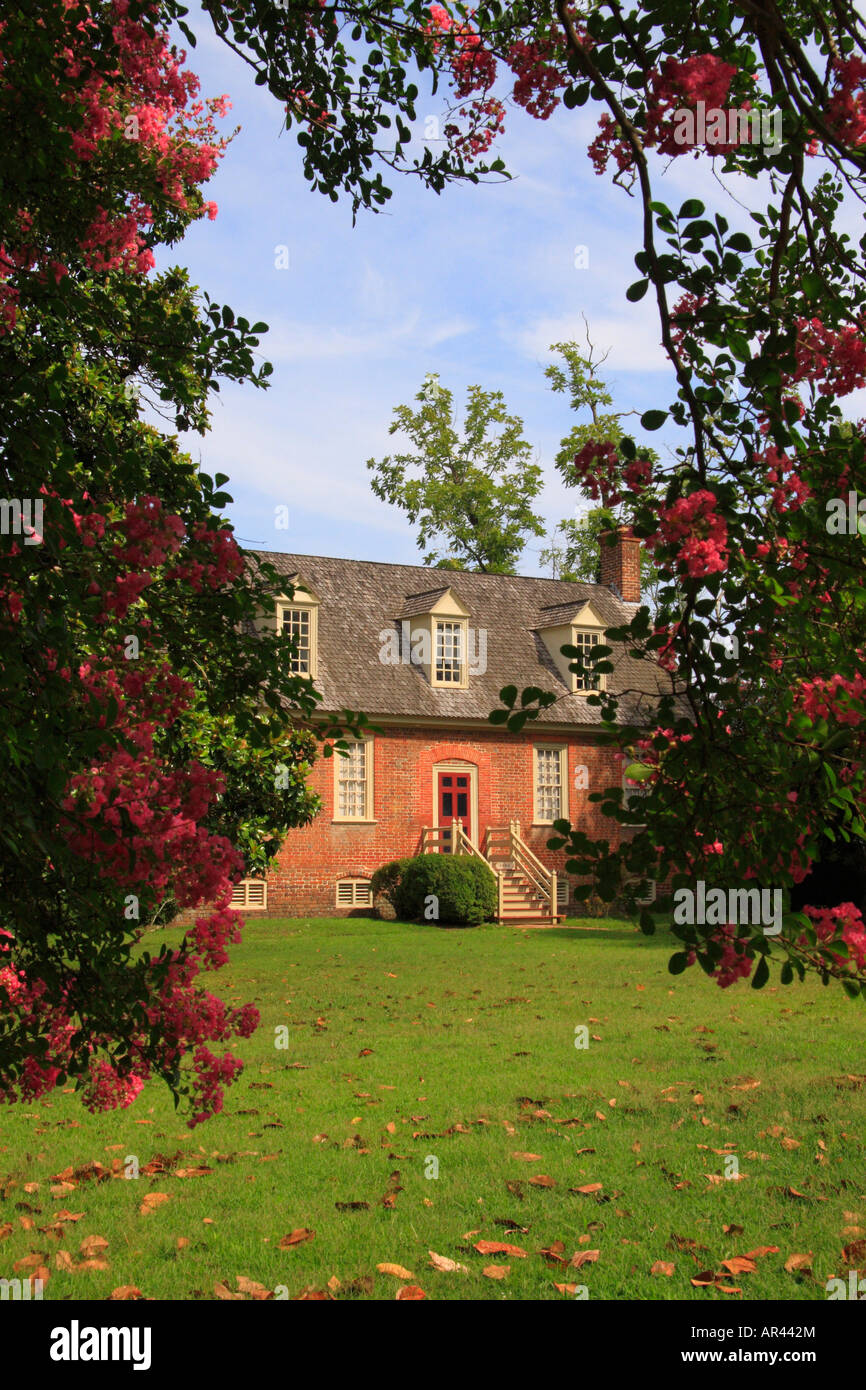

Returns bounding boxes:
[233,529,664,923]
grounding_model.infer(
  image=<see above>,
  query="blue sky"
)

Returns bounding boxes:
[161,6,864,575]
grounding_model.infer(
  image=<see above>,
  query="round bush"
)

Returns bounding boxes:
[370,857,412,911]
[394,854,498,926]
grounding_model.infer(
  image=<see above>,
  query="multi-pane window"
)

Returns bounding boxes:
[434,620,464,685]
[535,746,565,823]
[573,628,601,691]
[336,739,370,819]
[282,607,312,675]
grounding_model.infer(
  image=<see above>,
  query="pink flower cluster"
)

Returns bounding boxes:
[709,923,753,988]
[793,317,866,398]
[0,0,230,332]
[797,672,866,727]
[589,53,741,173]
[80,1060,145,1113]
[507,37,568,120]
[826,55,866,148]
[572,439,653,507]
[646,490,729,577]
[165,521,244,592]
[802,903,866,970]
[762,445,812,512]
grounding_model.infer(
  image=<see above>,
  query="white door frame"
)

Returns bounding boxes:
[432,761,479,848]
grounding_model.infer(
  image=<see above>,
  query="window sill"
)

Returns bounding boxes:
[331,818,378,825]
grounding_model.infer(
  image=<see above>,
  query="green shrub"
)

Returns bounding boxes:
[394,854,498,926]
[370,857,412,908]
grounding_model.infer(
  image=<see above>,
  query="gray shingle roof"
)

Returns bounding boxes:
[249,551,669,727]
[395,587,453,618]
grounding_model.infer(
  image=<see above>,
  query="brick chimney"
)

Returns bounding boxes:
[600,526,641,603]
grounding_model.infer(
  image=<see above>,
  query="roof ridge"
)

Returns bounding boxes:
[248,548,613,593]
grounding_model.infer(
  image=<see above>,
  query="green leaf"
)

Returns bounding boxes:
[751,955,770,990]
[640,410,668,431]
[626,279,649,302]
[678,199,705,219]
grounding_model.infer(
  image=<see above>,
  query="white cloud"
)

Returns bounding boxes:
[507,306,673,375]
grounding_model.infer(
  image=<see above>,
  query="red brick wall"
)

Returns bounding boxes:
[259,724,628,917]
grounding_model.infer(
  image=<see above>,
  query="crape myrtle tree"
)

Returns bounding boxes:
[0,1,366,1123]
[367,375,544,572]
[172,0,866,995]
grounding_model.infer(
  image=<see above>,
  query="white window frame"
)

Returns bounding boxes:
[336,878,373,907]
[333,736,375,822]
[571,626,605,693]
[533,745,569,825]
[278,602,317,679]
[230,878,268,910]
[432,617,468,688]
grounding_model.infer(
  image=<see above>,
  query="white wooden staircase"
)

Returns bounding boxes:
[421,819,561,925]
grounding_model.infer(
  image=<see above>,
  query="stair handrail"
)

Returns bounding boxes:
[454,820,497,877]
[421,825,449,853]
[508,820,557,917]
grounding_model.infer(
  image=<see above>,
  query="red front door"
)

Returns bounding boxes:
[437,771,472,848]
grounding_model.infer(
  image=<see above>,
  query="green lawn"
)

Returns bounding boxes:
[1,916,865,1301]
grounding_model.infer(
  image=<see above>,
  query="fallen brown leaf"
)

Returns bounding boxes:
[236,1275,272,1299]
[79,1235,109,1258]
[139,1192,170,1215]
[214,1281,244,1300]
[377,1262,414,1280]
[278,1228,315,1249]
[784,1253,813,1273]
[570,1249,600,1270]
[428,1250,469,1274]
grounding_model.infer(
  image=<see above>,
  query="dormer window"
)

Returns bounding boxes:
[275,578,320,680]
[572,627,602,692]
[282,606,312,675]
[395,586,470,690]
[434,619,465,686]
[535,599,607,695]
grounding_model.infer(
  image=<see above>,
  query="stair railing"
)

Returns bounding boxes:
[507,819,557,919]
